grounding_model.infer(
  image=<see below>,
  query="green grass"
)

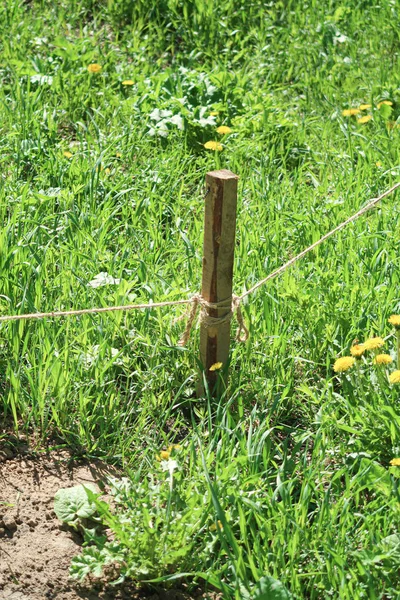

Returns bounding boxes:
[1,0,400,597]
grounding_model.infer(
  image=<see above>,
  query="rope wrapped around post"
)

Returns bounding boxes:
[178,294,249,347]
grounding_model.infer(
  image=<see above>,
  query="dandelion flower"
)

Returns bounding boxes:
[216,125,232,134]
[204,141,223,151]
[377,100,393,108]
[390,458,400,466]
[363,337,385,350]
[63,151,73,159]
[388,315,400,330]
[210,111,219,116]
[389,370,400,384]
[116,152,122,158]
[333,356,355,372]
[209,362,223,371]
[374,354,393,365]
[342,108,361,117]
[122,80,134,85]
[359,104,372,110]
[358,115,372,124]
[350,344,365,358]
[156,450,171,461]
[167,444,181,452]
[87,63,102,73]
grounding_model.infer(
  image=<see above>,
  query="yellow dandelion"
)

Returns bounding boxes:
[209,520,223,531]
[216,125,232,134]
[359,104,372,110]
[350,344,365,358]
[389,370,400,384]
[210,111,219,116]
[167,444,181,452]
[156,450,171,461]
[374,354,393,365]
[363,337,385,350]
[342,108,361,117]
[388,315,400,330]
[63,151,73,159]
[209,362,223,371]
[390,458,400,466]
[116,152,122,158]
[104,168,111,175]
[87,63,102,73]
[122,80,134,86]
[376,161,383,167]
[358,115,372,124]
[377,100,393,108]
[333,356,355,373]
[204,141,223,151]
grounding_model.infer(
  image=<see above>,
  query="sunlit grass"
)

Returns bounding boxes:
[0,0,400,597]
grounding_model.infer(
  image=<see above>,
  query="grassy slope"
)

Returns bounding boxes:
[0,0,400,597]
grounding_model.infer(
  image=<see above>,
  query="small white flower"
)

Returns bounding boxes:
[169,114,184,130]
[156,120,169,137]
[197,107,216,127]
[88,272,121,288]
[149,108,162,121]
[30,75,53,85]
[161,459,178,474]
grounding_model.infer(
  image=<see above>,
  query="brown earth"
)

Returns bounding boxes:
[0,447,217,600]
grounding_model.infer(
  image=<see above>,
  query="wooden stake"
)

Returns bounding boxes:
[200,169,239,391]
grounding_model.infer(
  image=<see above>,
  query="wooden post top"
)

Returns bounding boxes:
[206,169,239,180]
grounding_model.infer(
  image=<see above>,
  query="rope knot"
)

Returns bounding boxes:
[178,294,249,346]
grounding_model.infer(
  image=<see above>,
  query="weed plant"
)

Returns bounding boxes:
[1,0,400,597]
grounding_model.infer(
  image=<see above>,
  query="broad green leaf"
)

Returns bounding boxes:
[253,576,293,600]
[357,459,392,497]
[54,484,98,524]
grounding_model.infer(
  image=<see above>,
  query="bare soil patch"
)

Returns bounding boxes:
[0,448,212,600]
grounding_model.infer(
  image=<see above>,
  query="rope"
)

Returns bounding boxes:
[0,299,192,322]
[177,294,249,346]
[0,181,398,343]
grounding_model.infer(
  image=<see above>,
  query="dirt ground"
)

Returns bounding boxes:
[0,445,214,600]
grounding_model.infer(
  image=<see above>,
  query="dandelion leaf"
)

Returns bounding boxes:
[253,576,293,600]
[54,484,98,525]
